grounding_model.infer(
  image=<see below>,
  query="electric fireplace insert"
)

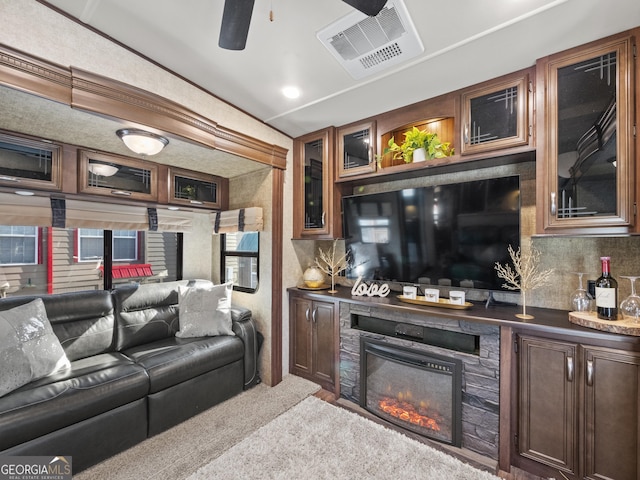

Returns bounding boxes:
[360,338,463,446]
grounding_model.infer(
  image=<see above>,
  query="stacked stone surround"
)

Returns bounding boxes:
[339,301,500,460]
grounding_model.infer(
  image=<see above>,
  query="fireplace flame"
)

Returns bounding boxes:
[378,397,441,431]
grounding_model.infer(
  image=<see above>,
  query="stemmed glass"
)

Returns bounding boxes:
[570,272,593,312]
[619,276,640,323]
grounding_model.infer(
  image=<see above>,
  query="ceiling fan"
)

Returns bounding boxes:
[219,0,389,50]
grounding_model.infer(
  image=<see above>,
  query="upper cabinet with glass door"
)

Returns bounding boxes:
[78,150,158,202]
[536,32,635,233]
[293,127,339,239]
[337,121,376,178]
[168,166,227,210]
[460,72,531,155]
[0,131,62,191]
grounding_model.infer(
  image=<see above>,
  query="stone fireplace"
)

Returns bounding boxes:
[340,301,500,459]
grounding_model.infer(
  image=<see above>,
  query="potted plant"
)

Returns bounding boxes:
[385,127,454,163]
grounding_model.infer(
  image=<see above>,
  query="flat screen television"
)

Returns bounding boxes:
[342,176,520,291]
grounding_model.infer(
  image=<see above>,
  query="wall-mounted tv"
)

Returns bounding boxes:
[342,176,520,291]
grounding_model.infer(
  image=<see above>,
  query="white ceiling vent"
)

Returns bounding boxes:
[317,0,423,79]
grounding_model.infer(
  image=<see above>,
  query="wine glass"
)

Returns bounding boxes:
[619,276,640,323]
[570,272,593,312]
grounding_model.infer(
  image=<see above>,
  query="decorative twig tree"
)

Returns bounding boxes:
[315,240,349,293]
[494,245,554,319]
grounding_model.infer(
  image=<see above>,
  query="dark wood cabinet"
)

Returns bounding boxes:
[337,121,376,178]
[78,150,158,201]
[168,166,227,210]
[289,293,338,393]
[293,127,341,239]
[0,131,62,192]
[515,333,640,480]
[460,72,531,156]
[536,32,636,234]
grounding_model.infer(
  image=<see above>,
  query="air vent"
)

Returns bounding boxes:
[317,0,423,79]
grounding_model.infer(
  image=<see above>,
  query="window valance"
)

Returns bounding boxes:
[0,193,52,226]
[212,207,263,234]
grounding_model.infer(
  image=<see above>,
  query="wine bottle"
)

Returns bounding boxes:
[595,256,618,320]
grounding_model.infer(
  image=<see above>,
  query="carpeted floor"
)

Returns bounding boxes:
[187,395,501,480]
[74,375,320,480]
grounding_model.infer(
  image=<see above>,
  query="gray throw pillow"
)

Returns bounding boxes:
[176,282,235,338]
[0,298,71,397]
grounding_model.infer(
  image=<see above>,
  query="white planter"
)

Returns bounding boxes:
[412,147,427,162]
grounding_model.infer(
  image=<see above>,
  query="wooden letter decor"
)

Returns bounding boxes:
[351,276,390,298]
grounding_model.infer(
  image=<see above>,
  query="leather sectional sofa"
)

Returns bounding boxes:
[0,279,260,473]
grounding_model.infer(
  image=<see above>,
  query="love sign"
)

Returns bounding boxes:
[350,276,390,298]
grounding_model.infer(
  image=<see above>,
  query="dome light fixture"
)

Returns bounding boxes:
[88,162,119,177]
[116,128,169,156]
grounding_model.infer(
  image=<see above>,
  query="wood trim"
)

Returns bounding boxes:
[0,43,71,104]
[498,326,513,474]
[0,44,288,169]
[270,167,284,386]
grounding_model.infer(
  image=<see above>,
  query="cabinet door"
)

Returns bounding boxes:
[290,296,313,375]
[311,301,336,386]
[537,34,634,232]
[518,335,578,476]
[337,121,375,178]
[460,74,529,155]
[583,346,639,480]
[0,131,62,191]
[79,150,158,201]
[168,167,227,209]
[293,128,336,239]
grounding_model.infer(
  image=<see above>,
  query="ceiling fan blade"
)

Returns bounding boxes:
[342,0,388,17]
[219,0,255,50]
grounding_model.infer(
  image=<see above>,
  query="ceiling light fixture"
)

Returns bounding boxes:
[88,163,119,177]
[282,86,301,99]
[116,128,169,156]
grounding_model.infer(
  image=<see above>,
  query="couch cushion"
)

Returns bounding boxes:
[176,282,234,338]
[113,279,213,350]
[42,290,116,361]
[0,299,70,398]
[123,335,243,393]
[0,352,149,451]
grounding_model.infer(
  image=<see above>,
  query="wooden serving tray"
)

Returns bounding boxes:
[568,311,640,336]
[397,295,473,310]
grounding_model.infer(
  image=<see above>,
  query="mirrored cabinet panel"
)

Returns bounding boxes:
[337,121,375,178]
[293,127,336,239]
[169,167,226,209]
[460,74,529,155]
[79,150,158,201]
[537,34,633,232]
[0,131,62,191]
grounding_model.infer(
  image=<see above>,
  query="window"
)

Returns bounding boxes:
[221,231,259,293]
[0,226,38,265]
[78,229,139,262]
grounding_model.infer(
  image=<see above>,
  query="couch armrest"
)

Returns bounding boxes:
[231,305,260,388]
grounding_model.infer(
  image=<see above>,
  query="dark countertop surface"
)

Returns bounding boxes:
[288,286,640,346]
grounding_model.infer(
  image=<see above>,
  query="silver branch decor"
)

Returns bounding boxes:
[315,240,349,293]
[494,245,554,319]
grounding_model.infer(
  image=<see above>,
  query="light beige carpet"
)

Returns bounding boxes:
[74,375,320,480]
[187,395,501,480]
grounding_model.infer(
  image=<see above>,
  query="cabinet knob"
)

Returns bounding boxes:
[463,124,469,144]
[110,190,132,196]
[321,211,326,227]
[312,307,318,323]
[305,307,311,322]
[0,175,19,182]
[550,192,557,215]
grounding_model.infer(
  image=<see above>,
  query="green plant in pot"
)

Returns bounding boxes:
[385,127,454,163]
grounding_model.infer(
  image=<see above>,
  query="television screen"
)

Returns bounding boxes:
[342,176,520,291]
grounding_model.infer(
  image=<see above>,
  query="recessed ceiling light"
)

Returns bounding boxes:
[281,86,301,99]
